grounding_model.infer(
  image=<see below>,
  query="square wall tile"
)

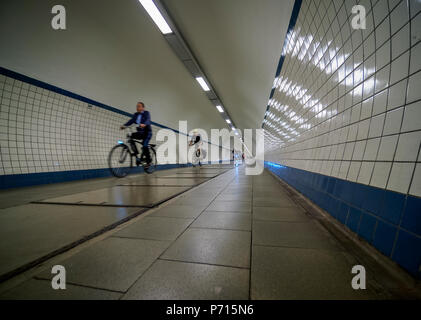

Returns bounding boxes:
[387,162,415,194]
[401,101,421,132]
[377,135,398,161]
[400,195,421,235]
[370,162,392,189]
[392,230,421,277]
[383,107,403,135]
[394,131,421,162]
[373,220,398,257]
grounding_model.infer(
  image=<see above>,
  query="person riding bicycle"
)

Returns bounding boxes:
[189,129,203,166]
[120,101,152,167]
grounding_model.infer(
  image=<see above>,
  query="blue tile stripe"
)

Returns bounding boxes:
[265,161,421,279]
[262,0,303,126]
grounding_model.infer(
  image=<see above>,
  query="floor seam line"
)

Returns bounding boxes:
[157,258,250,270]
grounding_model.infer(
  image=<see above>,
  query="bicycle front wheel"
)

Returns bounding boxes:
[108,144,133,178]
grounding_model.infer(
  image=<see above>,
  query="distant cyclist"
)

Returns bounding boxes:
[120,102,152,167]
[189,129,203,166]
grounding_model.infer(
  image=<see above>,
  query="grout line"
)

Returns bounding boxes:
[157,258,250,271]
[251,243,343,253]
[31,278,125,295]
[109,235,174,242]
[248,173,256,300]
[188,226,251,232]
[0,166,232,285]
[120,168,238,297]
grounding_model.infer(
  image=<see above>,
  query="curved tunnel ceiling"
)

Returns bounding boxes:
[162,0,295,131]
[0,0,229,133]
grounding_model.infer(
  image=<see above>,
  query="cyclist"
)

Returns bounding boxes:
[120,101,152,167]
[189,129,203,166]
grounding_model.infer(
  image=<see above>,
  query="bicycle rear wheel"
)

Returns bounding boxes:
[191,149,200,167]
[144,146,157,174]
[108,144,132,177]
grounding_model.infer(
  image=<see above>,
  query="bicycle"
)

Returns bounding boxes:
[191,148,202,167]
[108,128,157,177]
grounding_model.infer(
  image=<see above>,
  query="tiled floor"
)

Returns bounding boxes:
[0,165,228,280]
[0,165,416,299]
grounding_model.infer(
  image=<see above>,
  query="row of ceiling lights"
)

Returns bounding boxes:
[138,0,239,137]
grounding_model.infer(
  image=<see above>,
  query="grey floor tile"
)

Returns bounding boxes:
[175,172,217,176]
[253,206,309,222]
[224,187,253,194]
[253,190,289,198]
[114,216,192,241]
[191,212,251,231]
[123,260,249,300]
[162,228,251,268]
[253,220,342,251]
[120,177,207,186]
[215,193,252,201]
[252,181,280,187]
[0,204,141,278]
[39,186,189,207]
[150,205,207,219]
[0,279,121,300]
[252,193,285,199]
[251,246,384,300]
[171,196,214,206]
[253,186,283,192]
[253,196,297,208]
[192,186,222,193]
[203,210,250,216]
[36,237,170,292]
[207,201,252,213]
[187,190,220,198]
[252,186,287,194]
[163,175,215,178]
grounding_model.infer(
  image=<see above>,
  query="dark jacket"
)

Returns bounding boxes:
[124,111,152,135]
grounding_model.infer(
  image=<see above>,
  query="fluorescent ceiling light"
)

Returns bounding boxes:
[138,0,173,34]
[195,77,210,91]
[226,119,231,124]
[216,105,224,113]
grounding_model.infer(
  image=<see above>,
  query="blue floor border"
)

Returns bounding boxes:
[0,160,229,189]
[265,161,421,279]
[0,163,189,189]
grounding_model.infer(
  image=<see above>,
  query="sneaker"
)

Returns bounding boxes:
[136,157,141,166]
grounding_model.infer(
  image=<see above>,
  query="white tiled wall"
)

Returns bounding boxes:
[0,74,183,176]
[264,0,421,197]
